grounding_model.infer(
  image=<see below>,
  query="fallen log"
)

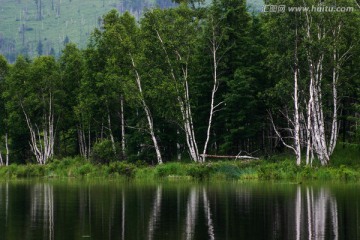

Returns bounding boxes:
[200,154,259,160]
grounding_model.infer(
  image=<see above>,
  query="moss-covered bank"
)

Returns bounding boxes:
[0,155,360,182]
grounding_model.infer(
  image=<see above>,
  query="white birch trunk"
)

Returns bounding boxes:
[5,133,9,166]
[202,19,222,163]
[304,12,330,165]
[130,56,163,164]
[120,96,126,159]
[21,100,55,165]
[156,30,200,162]
[294,27,301,165]
[328,50,338,156]
[0,151,3,166]
[78,126,86,158]
[107,111,116,154]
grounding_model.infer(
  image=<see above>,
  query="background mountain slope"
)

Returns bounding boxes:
[0,0,263,61]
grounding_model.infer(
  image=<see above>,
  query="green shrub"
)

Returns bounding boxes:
[216,164,241,180]
[154,162,185,178]
[73,163,95,177]
[91,139,118,164]
[186,164,214,180]
[107,162,136,178]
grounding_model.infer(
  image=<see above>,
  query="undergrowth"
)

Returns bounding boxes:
[0,144,358,181]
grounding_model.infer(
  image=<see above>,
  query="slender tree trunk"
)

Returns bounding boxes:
[130,56,163,164]
[202,20,222,163]
[156,30,200,162]
[21,101,55,165]
[78,124,88,158]
[294,26,301,165]
[120,95,126,159]
[304,12,330,165]
[88,124,91,158]
[5,133,9,166]
[0,151,3,166]
[107,110,116,154]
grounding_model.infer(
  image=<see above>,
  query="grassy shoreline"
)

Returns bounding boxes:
[0,156,360,182]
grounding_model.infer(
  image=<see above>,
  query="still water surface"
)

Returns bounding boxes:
[0,181,359,240]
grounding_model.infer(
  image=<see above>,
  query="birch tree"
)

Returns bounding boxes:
[5,56,62,164]
[200,1,224,162]
[264,0,358,165]
[0,55,9,165]
[101,11,164,164]
[141,6,201,162]
[302,1,356,165]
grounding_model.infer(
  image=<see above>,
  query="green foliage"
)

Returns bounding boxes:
[107,162,136,178]
[154,162,188,178]
[91,139,118,164]
[0,1,359,168]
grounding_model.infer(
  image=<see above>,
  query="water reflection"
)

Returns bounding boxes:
[148,186,162,240]
[0,182,356,240]
[295,187,338,240]
[30,184,54,240]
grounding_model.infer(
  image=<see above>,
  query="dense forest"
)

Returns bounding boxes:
[0,0,359,166]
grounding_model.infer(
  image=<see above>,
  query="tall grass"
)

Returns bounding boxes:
[0,144,358,181]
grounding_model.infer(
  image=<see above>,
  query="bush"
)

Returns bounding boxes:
[154,162,185,178]
[107,162,136,178]
[186,164,214,180]
[91,139,118,164]
[72,163,95,177]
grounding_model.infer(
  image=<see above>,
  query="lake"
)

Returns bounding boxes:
[0,181,358,239]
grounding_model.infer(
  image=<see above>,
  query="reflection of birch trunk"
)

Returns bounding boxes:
[203,188,215,240]
[5,183,8,226]
[30,184,54,240]
[295,187,338,240]
[122,189,125,240]
[148,186,162,240]
[44,184,54,240]
[306,188,313,240]
[295,186,301,240]
[185,187,199,240]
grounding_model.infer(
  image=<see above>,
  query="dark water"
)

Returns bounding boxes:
[0,181,359,240]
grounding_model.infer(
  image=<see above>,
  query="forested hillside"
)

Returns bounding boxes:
[0,0,177,62]
[0,0,263,62]
[0,0,359,166]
